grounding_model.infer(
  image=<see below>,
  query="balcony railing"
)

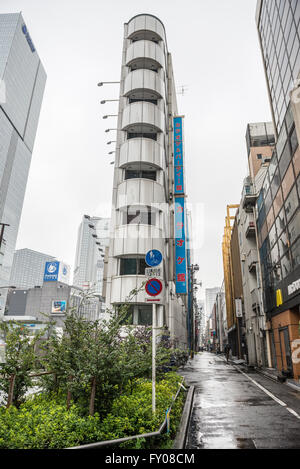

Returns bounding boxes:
[245,214,256,238]
[242,184,257,212]
[248,249,258,272]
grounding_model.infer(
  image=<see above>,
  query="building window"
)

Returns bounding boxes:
[125,169,156,181]
[129,98,158,105]
[279,140,292,179]
[137,305,153,325]
[123,205,156,226]
[280,251,292,279]
[119,304,153,325]
[127,132,157,141]
[120,258,147,276]
[291,237,300,268]
[290,126,299,155]
[288,209,300,245]
[285,185,298,222]
[257,153,263,160]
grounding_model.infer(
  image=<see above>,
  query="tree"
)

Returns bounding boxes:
[0,321,46,407]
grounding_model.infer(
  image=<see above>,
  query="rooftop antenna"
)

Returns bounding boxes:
[177,85,188,96]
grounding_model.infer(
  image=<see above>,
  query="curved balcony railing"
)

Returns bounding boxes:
[110,275,148,304]
[119,138,165,170]
[121,102,165,134]
[124,69,165,100]
[127,14,166,43]
[113,225,164,257]
[116,178,166,209]
[126,40,165,71]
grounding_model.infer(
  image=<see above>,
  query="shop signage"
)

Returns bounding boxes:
[175,197,187,294]
[51,300,67,314]
[287,278,300,296]
[235,299,243,318]
[22,24,35,52]
[173,117,184,194]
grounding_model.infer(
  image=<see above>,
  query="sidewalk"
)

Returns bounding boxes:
[228,356,300,393]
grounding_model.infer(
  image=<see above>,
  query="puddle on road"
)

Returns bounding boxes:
[194,435,256,449]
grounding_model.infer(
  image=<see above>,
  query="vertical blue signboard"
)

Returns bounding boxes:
[44,261,60,282]
[175,197,187,294]
[173,117,184,195]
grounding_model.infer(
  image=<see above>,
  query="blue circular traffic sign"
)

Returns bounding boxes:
[145,250,163,267]
[145,278,163,297]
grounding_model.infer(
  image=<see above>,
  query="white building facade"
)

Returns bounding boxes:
[104,14,188,348]
[9,248,55,290]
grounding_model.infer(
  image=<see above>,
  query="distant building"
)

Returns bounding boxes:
[0,13,46,315]
[205,287,220,320]
[9,248,56,290]
[5,280,103,329]
[73,215,110,297]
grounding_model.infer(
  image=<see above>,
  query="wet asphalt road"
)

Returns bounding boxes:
[179,352,300,449]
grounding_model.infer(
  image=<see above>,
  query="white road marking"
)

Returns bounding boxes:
[286,407,300,419]
[223,358,300,421]
[233,366,287,407]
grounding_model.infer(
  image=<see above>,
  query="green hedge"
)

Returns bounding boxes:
[0,372,185,449]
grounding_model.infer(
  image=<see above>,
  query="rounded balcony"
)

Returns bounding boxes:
[122,102,165,134]
[113,224,164,257]
[116,178,165,209]
[119,138,165,170]
[124,69,165,100]
[127,14,166,43]
[126,40,165,71]
[110,275,149,304]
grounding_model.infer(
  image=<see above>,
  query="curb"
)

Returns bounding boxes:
[173,385,195,450]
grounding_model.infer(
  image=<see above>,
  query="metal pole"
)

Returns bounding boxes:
[152,303,156,414]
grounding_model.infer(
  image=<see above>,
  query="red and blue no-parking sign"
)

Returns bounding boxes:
[145,278,163,297]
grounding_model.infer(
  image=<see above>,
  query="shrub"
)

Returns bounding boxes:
[0,373,185,449]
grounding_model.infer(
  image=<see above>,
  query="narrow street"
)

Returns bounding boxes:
[180,352,300,449]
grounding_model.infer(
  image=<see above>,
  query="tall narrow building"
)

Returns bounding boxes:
[73,215,110,297]
[256,1,300,380]
[0,13,46,315]
[104,14,188,348]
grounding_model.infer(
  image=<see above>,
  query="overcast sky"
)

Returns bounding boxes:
[2,0,271,300]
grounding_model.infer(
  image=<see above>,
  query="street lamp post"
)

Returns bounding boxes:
[97,81,120,87]
[100,100,119,104]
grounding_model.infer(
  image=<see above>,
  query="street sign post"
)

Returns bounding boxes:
[145,267,162,278]
[145,250,163,267]
[145,278,163,297]
[145,276,164,415]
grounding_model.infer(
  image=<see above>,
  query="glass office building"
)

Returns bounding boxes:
[0,13,46,315]
[256,1,300,380]
[257,0,300,135]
